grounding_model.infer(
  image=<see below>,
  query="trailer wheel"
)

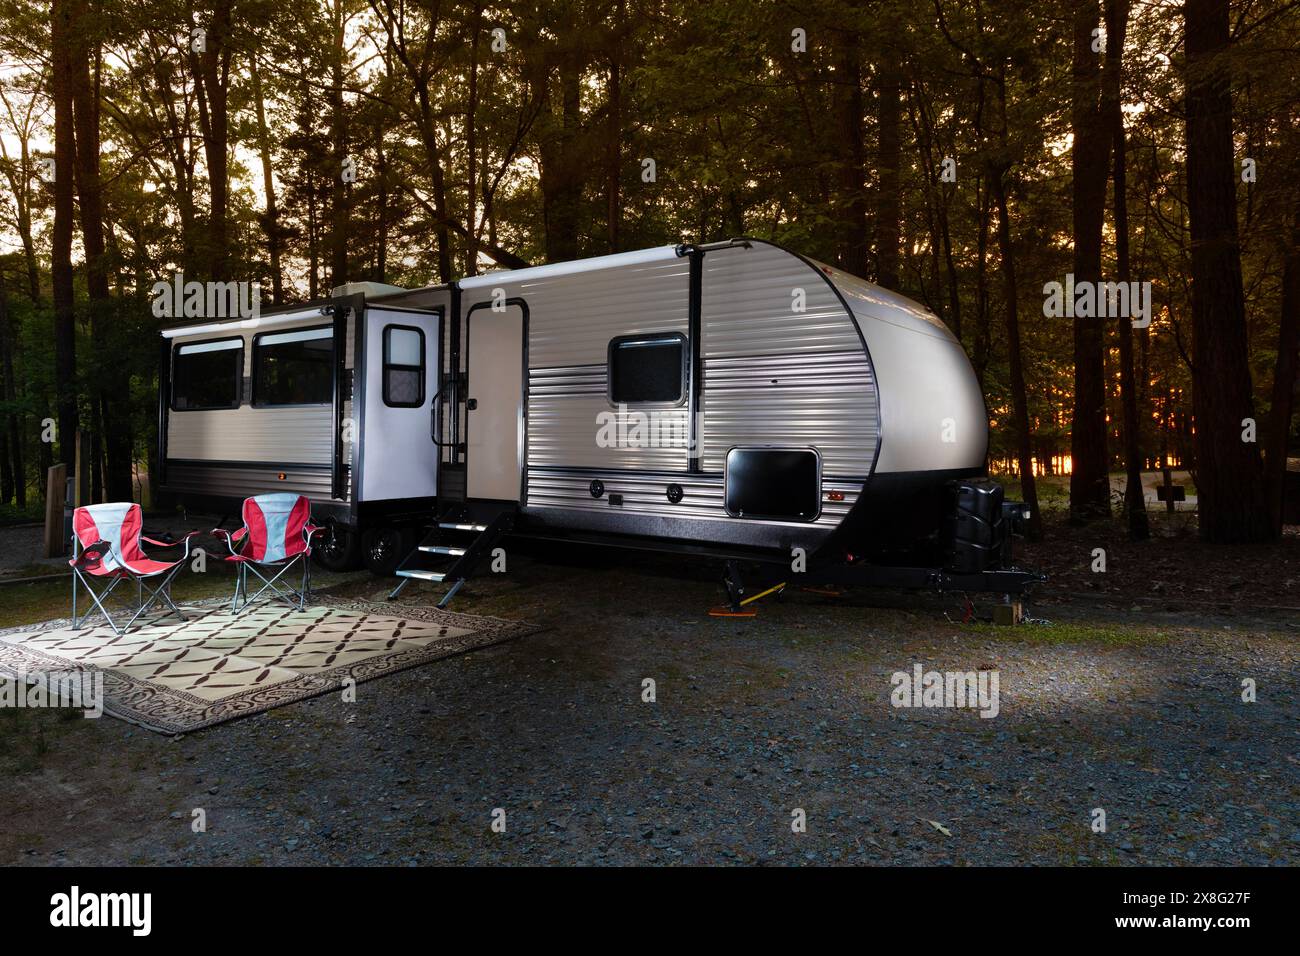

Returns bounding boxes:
[314,526,362,572]
[362,525,414,577]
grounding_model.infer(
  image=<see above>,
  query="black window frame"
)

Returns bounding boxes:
[169,335,245,412]
[606,331,688,407]
[250,323,336,409]
[381,323,426,409]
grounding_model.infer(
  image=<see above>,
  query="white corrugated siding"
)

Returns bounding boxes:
[463,256,692,472]
[166,310,352,467]
[699,244,879,477]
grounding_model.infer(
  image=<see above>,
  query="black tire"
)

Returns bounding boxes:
[314,526,362,572]
[362,525,414,577]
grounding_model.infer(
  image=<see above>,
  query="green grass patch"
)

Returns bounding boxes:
[961,620,1176,646]
[0,701,89,775]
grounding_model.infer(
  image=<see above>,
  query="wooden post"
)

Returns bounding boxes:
[74,429,88,508]
[44,463,67,557]
[993,600,1024,626]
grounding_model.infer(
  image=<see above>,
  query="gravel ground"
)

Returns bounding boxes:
[1,529,1295,867]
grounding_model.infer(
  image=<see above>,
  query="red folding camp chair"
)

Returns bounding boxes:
[70,503,201,634]
[213,493,320,613]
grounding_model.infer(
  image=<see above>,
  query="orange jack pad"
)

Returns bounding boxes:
[708,607,758,618]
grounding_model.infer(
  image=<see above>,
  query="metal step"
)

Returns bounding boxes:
[395,569,446,582]
[390,508,515,607]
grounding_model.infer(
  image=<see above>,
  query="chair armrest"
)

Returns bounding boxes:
[211,527,248,557]
[142,529,202,563]
[70,540,112,571]
[142,530,201,548]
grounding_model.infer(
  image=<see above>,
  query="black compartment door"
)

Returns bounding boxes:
[724,447,821,521]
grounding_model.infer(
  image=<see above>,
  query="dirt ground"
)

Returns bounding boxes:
[0,516,1296,866]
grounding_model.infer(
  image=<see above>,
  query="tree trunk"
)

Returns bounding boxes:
[0,268,24,507]
[192,0,232,281]
[70,4,131,502]
[328,0,348,289]
[375,120,388,282]
[836,28,868,278]
[1106,0,1148,539]
[51,0,78,470]
[992,162,1043,541]
[605,0,624,253]
[1184,0,1271,542]
[908,80,946,321]
[973,175,992,386]
[307,174,319,299]
[1069,0,1112,522]
[1265,201,1299,530]
[465,2,482,276]
[874,46,902,289]
[0,269,13,504]
[972,81,991,383]
[540,51,583,263]
[69,4,107,305]
[250,56,283,305]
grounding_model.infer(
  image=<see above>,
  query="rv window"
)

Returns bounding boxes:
[171,338,243,411]
[252,326,334,406]
[608,333,686,405]
[383,325,425,408]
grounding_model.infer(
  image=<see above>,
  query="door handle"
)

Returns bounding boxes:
[430,381,452,446]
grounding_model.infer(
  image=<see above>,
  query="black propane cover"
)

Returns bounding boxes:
[942,480,1006,574]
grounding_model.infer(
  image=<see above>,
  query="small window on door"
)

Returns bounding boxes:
[607,332,686,405]
[383,325,425,408]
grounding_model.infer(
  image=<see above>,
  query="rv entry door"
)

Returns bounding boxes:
[359,306,441,502]
[466,301,526,502]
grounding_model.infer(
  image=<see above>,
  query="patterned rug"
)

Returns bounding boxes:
[0,596,538,734]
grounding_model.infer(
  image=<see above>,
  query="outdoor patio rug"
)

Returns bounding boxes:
[0,595,538,734]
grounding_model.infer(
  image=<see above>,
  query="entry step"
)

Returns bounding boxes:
[419,545,467,556]
[438,522,488,532]
[395,569,446,582]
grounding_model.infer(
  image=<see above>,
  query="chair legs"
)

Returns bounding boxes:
[229,556,312,615]
[230,563,246,614]
[71,568,183,635]
[120,564,188,632]
[71,570,128,635]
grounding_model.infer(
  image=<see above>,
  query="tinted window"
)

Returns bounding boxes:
[383,325,424,407]
[253,326,333,406]
[172,338,243,410]
[608,334,685,404]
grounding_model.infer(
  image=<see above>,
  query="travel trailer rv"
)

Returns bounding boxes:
[156,239,1040,608]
